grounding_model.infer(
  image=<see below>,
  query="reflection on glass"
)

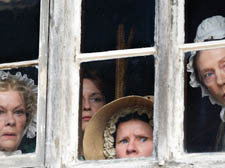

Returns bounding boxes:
[0,67,38,156]
[0,0,40,63]
[81,0,155,53]
[79,56,155,160]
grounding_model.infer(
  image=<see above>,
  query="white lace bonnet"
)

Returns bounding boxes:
[187,15,225,121]
[0,70,37,139]
[83,96,153,160]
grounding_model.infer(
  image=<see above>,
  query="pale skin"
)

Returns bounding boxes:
[82,78,105,131]
[0,90,26,152]
[115,120,153,158]
[197,48,225,106]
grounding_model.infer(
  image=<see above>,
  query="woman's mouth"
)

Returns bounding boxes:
[2,133,16,139]
[82,116,92,121]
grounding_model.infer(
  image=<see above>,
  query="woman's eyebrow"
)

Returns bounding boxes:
[117,136,128,141]
[13,105,25,111]
[199,68,212,74]
[219,56,225,63]
[89,93,104,97]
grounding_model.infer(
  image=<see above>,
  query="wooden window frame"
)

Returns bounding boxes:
[8,0,223,167]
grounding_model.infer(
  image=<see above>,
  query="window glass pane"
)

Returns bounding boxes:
[185,0,225,43]
[79,56,155,160]
[0,0,40,63]
[185,47,225,153]
[81,0,155,53]
[0,67,38,156]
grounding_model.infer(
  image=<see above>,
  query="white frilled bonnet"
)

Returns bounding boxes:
[187,15,225,121]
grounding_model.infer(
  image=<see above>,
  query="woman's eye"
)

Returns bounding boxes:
[0,110,4,115]
[221,62,225,70]
[120,139,128,144]
[14,110,25,115]
[140,137,147,142]
[203,72,214,82]
[90,97,104,103]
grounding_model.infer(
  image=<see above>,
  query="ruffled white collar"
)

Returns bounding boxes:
[220,107,225,122]
[0,150,22,157]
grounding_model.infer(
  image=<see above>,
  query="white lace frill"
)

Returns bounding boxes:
[0,150,22,157]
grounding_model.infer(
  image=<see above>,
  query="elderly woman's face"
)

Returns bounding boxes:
[197,48,225,105]
[82,79,105,131]
[115,119,153,158]
[0,90,26,152]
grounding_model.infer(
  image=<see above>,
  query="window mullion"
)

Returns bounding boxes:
[155,0,184,162]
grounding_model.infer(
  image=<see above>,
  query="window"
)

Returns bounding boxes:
[0,0,48,167]
[45,0,225,167]
[1,0,225,167]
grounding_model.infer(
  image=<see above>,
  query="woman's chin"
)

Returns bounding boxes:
[0,141,19,152]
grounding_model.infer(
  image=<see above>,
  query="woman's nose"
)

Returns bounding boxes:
[5,112,16,126]
[126,140,137,154]
[83,98,91,110]
[216,70,225,86]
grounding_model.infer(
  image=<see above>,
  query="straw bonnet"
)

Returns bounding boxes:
[83,95,154,160]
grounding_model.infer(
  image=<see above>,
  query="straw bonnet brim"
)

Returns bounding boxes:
[83,95,154,160]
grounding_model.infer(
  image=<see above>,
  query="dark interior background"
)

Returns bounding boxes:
[81,0,155,53]
[81,56,155,104]
[0,0,40,63]
[185,0,225,152]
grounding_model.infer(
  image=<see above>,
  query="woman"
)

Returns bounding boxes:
[82,70,106,131]
[187,15,225,151]
[0,71,37,156]
[83,96,154,160]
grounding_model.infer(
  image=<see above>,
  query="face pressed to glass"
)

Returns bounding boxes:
[115,120,153,158]
[197,48,225,106]
[82,78,105,131]
[0,90,26,152]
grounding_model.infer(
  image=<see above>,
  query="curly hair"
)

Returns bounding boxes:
[0,76,37,128]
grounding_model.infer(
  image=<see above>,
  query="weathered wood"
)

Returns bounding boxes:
[2,0,225,167]
[0,60,38,69]
[76,47,156,62]
[46,0,81,167]
[155,0,185,162]
[179,40,225,52]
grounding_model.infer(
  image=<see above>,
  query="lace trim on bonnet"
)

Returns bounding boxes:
[103,106,153,159]
[0,71,37,138]
[186,15,225,121]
